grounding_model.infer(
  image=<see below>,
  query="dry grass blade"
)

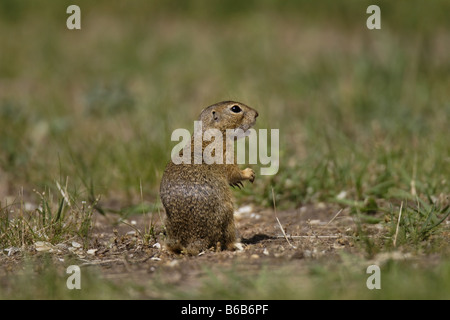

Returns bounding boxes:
[276,235,350,239]
[324,208,343,228]
[272,187,297,249]
[393,201,403,247]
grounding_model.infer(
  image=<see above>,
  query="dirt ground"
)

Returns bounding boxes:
[1,203,384,298]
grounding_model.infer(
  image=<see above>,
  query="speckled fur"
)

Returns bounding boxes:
[160,101,258,254]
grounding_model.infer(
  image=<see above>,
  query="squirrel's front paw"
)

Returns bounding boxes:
[242,168,255,183]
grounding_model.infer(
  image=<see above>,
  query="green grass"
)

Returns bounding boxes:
[0,0,449,299]
[0,184,94,249]
[180,258,450,300]
[2,252,449,300]
[0,255,132,300]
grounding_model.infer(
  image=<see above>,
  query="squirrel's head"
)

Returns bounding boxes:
[198,101,259,134]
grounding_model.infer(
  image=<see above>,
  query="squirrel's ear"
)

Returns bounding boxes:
[212,110,219,121]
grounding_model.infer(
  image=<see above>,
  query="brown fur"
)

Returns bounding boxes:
[160,101,258,254]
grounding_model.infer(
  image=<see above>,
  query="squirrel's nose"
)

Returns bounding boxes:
[255,111,259,118]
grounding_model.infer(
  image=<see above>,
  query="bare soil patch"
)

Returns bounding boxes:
[0,203,385,298]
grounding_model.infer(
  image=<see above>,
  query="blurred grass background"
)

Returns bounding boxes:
[0,0,449,209]
[1,0,450,301]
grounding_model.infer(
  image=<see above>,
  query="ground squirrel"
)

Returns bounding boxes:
[160,101,259,254]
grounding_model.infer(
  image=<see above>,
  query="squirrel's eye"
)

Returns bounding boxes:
[231,105,242,113]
